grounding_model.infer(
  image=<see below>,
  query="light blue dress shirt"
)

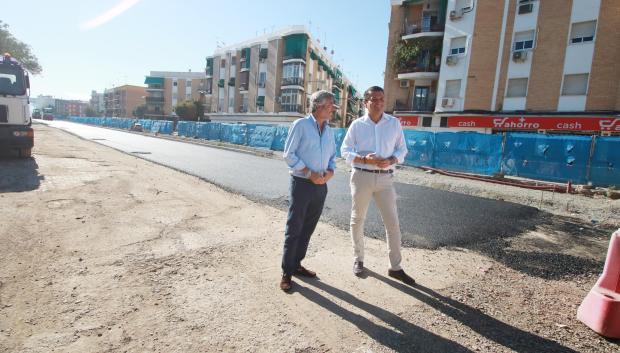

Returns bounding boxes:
[283,115,337,178]
[341,113,408,171]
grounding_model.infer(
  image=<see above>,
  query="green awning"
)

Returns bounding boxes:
[218,79,225,88]
[242,48,251,69]
[348,85,357,96]
[206,57,213,68]
[283,33,308,60]
[309,50,319,61]
[332,88,341,104]
[256,96,265,106]
[144,76,164,85]
[259,48,268,59]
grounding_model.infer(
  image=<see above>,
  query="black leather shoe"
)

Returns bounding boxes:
[294,266,316,277]
[353,261,364,276]
[388,269,415,286]
[280,274,292,291]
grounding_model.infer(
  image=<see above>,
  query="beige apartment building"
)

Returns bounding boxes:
[385,0,620,135]
[103,85,147,118]
[204,26,363,127]
[143,71,207,119]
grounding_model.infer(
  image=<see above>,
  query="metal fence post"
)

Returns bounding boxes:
[586,135,597,185]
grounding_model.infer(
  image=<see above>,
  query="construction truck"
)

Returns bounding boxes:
[0,53,33,158]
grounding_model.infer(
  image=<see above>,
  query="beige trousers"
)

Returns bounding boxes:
[349,169,402,271]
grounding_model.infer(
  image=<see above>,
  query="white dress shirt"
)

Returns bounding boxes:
[340,113,408,171]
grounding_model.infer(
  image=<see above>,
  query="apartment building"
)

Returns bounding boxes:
[55,99,89,117]
[103,85,147,118]
[385,0,620,135]
[143,71,207,119]
[90,90,105,115]
[204,26,363,127]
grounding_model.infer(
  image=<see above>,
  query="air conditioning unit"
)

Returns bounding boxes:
[399,80,409,88]
[441,98,455,107]
[446,55,459,66]
[512,51,528,62]
[518,3,534,14]
[449,9,463,20]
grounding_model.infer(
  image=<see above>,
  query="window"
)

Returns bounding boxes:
[440,116,448,127]
[570,21,596,44]
[513,30,535,51]
[258,72,266,88]
[173,81,178,87]
[186,79,192,87]
[231,56,236,65]
[450,36,467,55]
[561,73,589,96]
[228,86,235,110]
[241,94,248,112]
[518,0,533,15]
[220,59,226,68]
[506,78,528,98]
[280,88,301,112]
[444,79,461,98]
[422,116,432,127]
[282,62,305,86]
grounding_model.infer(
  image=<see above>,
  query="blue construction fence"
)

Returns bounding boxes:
[63,117,620,187]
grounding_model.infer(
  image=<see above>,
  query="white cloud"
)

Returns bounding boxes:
[80,0,142,31]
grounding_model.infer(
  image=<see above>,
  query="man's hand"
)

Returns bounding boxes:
[323,169,334,183]
[309,171,326,185]
[366,153,390,168]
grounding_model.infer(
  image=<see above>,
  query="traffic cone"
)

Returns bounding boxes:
[577,229,620,338]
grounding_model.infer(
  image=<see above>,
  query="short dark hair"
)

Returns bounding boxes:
[363,86,384,102]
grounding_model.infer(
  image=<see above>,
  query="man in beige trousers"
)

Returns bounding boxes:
[340,86,415,285]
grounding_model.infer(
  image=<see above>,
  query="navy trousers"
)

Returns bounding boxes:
[282,176,328,276]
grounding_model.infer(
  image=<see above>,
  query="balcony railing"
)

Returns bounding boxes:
[397,61,441,74]
[281,77,304,87]
[280,104,304,113]
[403,18,445,36]
[145,96,164,103]
[395,99,436,112]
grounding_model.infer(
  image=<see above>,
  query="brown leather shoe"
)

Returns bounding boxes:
[294,266,316,277]
[388,269,416,286]
[280,274,292,291]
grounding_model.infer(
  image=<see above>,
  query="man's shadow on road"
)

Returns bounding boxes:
[296,270,578,353]
[294,275,473,353]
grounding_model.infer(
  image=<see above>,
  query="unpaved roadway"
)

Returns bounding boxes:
[0,124,618,352]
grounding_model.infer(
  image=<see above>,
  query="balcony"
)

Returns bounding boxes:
[395,98,436,112]
[402,19,445,40]
[145,96,164,104]
[281,77,304,88]
[397,62,440,80]
[280,104,304,114]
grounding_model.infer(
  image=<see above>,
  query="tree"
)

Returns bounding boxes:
[174,100,198,121]
[0,21,42,74]
[132,104,147,118]
[194,100,205,121]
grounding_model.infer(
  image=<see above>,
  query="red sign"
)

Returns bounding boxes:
[396,115,419,127]
[447,115,620,132]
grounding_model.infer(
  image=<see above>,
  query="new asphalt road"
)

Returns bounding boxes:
[42,121,541,248]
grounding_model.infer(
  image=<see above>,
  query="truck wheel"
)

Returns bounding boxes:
[19,148,32,158]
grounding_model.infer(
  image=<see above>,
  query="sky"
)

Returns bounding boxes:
[3,0,391,101]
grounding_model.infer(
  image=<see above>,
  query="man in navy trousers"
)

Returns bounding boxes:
[280,90,337,291]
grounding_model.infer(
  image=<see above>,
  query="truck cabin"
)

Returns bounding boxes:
[0,53,28,96]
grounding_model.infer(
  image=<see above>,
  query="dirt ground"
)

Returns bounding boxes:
[1,124,619,353]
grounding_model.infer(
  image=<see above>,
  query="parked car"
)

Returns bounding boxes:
[42,113,54,121]
[130,122,143,132]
